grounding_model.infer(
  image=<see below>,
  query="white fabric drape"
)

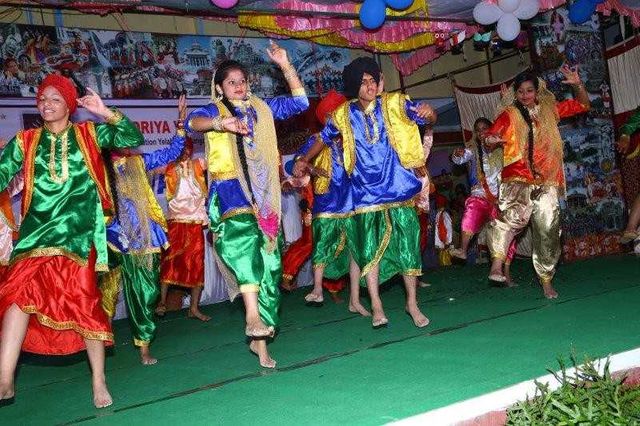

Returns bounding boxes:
[607,38,640,114]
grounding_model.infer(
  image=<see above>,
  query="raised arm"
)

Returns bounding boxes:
[143,94,187,171]
[77,87,144,149]
[265,41,309,120]
[405,97,437,126]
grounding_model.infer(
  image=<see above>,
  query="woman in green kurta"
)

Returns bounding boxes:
[616,107,640,243]
[0,75,144,408]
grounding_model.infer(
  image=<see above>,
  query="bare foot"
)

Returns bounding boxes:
[371,307,388,328]
[92,377,112,408]
[348,301,371,317]
[406,305,430,328]
[542,283,558,299]
[281,278,296,291]
[140,346,158,366]
[0,381,15,401]
[245,318,274,337]
[249,340,277,369]
[155,304,166,317]
[188,309,211,322]
[329,292,344,304]
[504,274,518,288]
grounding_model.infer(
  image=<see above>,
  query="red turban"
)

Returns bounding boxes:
[315,90,347,125]
[37,74,78,114]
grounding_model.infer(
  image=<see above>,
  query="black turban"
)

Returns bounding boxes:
[342,57,380,100]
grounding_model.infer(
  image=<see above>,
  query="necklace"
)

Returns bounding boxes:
[362,110,379,145]
[45,123,71,184]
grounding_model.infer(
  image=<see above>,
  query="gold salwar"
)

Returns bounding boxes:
[488,182,560,283]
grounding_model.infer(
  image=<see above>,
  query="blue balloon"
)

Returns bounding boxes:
[568,0,595,24]
[386,0,413,10]
[360,0,386,30]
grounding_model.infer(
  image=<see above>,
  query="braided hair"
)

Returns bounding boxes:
[214,60,256,200]
[473,117,492,175]
[512,71,540,178]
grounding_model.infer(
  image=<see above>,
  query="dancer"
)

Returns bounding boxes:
[485,67,590,299]
[615,106,640,243]
[293,90,369,315]
[0,74,143,407]
[157,137,211,322]
[294,57,436,328]
[0,154,21,274]
[185,41,308,368]
[101,94,186,365]
[281,184,313,290]
[449,117,518,284]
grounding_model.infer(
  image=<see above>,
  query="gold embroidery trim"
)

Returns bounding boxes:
[134,338,150,347]
[361,209,392,278]
[45,124,71,184]
[212,171,239,181]
[334,229,347,258]
[21,305,113,341]
[354,199,414,215]
[160,279,204,288]
[291,88,307,97]
[312,263,326,270]
[11,247,90,267]
[22,128,42,215]
[220,207,254,221]
[313,211,353,219]
[403,268,422,276]
[282,273,294,281]
[239,284,260,293]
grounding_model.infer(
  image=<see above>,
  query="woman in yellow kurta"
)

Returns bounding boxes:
[485,67,590,298]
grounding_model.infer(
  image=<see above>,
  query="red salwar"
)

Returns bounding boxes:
[160,221,205,288]
[0,249,113,355]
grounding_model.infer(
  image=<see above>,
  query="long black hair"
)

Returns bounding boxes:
[473,117,492,175]
[213,60,256,201]
[512,71,540,178]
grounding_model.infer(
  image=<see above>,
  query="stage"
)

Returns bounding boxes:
[5,255,640,425]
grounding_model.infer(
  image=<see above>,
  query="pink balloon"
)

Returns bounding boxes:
[211,0,238,9]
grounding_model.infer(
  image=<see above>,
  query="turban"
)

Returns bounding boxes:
[315,90,347,125]
[37,74,78,114]
[342,57,380,100]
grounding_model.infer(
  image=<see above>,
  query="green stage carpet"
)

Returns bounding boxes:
[4,255,640,425]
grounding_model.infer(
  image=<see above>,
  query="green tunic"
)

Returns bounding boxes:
[0,115,143,270]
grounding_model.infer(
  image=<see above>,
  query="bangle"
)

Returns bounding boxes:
[573,82,585,90]
[176,120,184,129]
[176,129,186,137]
[282,65,297,80]
[105,109,123,125]
[211,116,224,132]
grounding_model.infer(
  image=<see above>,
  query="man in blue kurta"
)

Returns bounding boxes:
[293,57,436,328]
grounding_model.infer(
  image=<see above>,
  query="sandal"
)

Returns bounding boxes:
[304,293,324,306]
[619,231,639,244]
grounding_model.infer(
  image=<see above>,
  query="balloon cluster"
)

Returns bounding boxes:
[210,0,238,9]
[359,0,415,30]
[473,0,540,41]
[568,0,604,25]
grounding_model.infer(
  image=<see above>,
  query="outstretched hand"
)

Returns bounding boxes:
[266,40,289,68]
[412,103,437,122]
[77,87,111,118]
[221,117,249,135]
[560,63,581,86]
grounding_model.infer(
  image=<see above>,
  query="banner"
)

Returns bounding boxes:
[0,23,352,100]
[530,8,625,261]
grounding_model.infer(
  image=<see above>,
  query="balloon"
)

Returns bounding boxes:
[386,0,414,10]
[473,2,503,25]
[568,0,595,24]
[210,0,238,8]
[514,0,540,20]
[360,0,387,30]
[497,13,521,41]
[498,0,521,13]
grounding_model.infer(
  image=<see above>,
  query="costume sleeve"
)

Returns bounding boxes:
[555,99,588,119]
[266,89,310,120]
[95,110,145,149]
[319,118,341,147]
[0,137,25,192]
[487,111,511,138]
[621,108,640,137]
[405,96,431,126]
[451,148,473,165]
[185,103,220,134]
[297,134,319,156]
[142,133,185,171]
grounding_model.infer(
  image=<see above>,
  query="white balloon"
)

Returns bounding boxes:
[497,13,521,41]
[514,0,539,20]
[473,1,503,25]
[498,0,521,13]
